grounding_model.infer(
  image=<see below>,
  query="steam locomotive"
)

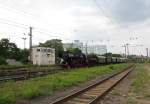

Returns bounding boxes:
[60,51,126,68]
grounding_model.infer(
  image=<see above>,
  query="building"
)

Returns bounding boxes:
[73,40,83,49]
[82,45,107,55]
[63,40,83,51]
[93,45,107,55]
[63,40,107,55]
[63,43,73,51]
[32,47,55,65]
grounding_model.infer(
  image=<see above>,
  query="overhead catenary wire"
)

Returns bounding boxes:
[93,0,138,37]
[93,0,143,55]
[0,17,64,39]
[93,0,115,53]
[0,3,73,43]
[0,4,39,19]
[93,0,115,25]
[0,3,59,28]
[0,20,28,29]
[0,18,63,50]
[0,17,29,28]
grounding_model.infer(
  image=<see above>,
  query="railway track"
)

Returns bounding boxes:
[0,70,51,81]
[0,67,62,82]
[51,65,134,104]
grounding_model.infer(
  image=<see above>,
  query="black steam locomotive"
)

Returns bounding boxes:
[60,51,126,68]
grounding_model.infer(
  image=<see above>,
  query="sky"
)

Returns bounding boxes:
[0,0,150,56]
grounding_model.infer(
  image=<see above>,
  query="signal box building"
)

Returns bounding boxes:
[32,47,55,65]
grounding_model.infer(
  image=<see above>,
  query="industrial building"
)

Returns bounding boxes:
[82,45,107,55]
[32,47,55,65]
[63,40,107,55]
[63,40,83,51]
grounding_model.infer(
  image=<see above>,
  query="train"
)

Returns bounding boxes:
[60,51,127,68]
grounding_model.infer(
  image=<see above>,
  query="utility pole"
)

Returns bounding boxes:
[146,48,149,57]
[29,27,33,62]
[122,45,127,58]
[105,46,108,64]
[22,33,26,49]
[85,41,88,55]
[92,40,94,54]
[126,43,130,57]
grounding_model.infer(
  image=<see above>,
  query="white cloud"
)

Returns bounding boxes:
[0,0,149,56]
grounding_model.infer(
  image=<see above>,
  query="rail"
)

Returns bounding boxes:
[51,65,134,104]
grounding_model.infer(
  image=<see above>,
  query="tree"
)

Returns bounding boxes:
[39,39,64,57]
[67,48,82,54]
[0,38,30,64]
[0,38,9,58]
[8,42,20,60]
[0,56,7,65]
[19,49,29,64]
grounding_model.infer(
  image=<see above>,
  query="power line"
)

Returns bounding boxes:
[34,27,64,37]
[93,0,115,45]
[0,17,62,37]
[34,30,55,38]
[93,0,114,25]
[0,17,29,27]
[3,16,64,35]
[93,0,142,56]
[0,19,63,39]
[0,20,28,29]
[0,4,38,19]
[0,4,57,28]
[0,4,69,39]
[0,13,68,48]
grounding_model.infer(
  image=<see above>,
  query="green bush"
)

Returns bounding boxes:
[0,57,7,65]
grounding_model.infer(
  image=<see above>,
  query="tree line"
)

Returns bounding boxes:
[0,38,122,65]
[0,38,29,65]
[0,38,64,65]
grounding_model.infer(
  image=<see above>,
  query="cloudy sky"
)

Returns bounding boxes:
[0,0,150,55]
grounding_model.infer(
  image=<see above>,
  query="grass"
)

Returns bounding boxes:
[126,97,137,104]
[0,64,129,104]
[111,64,150,104]
[131,64,150,95]
[129,64,150,103]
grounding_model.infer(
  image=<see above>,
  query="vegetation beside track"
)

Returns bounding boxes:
[99,64,150,104]
[0,64,129,104]
[0,64,59,70]
[130,64,150,98]
[120,64,150,104]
